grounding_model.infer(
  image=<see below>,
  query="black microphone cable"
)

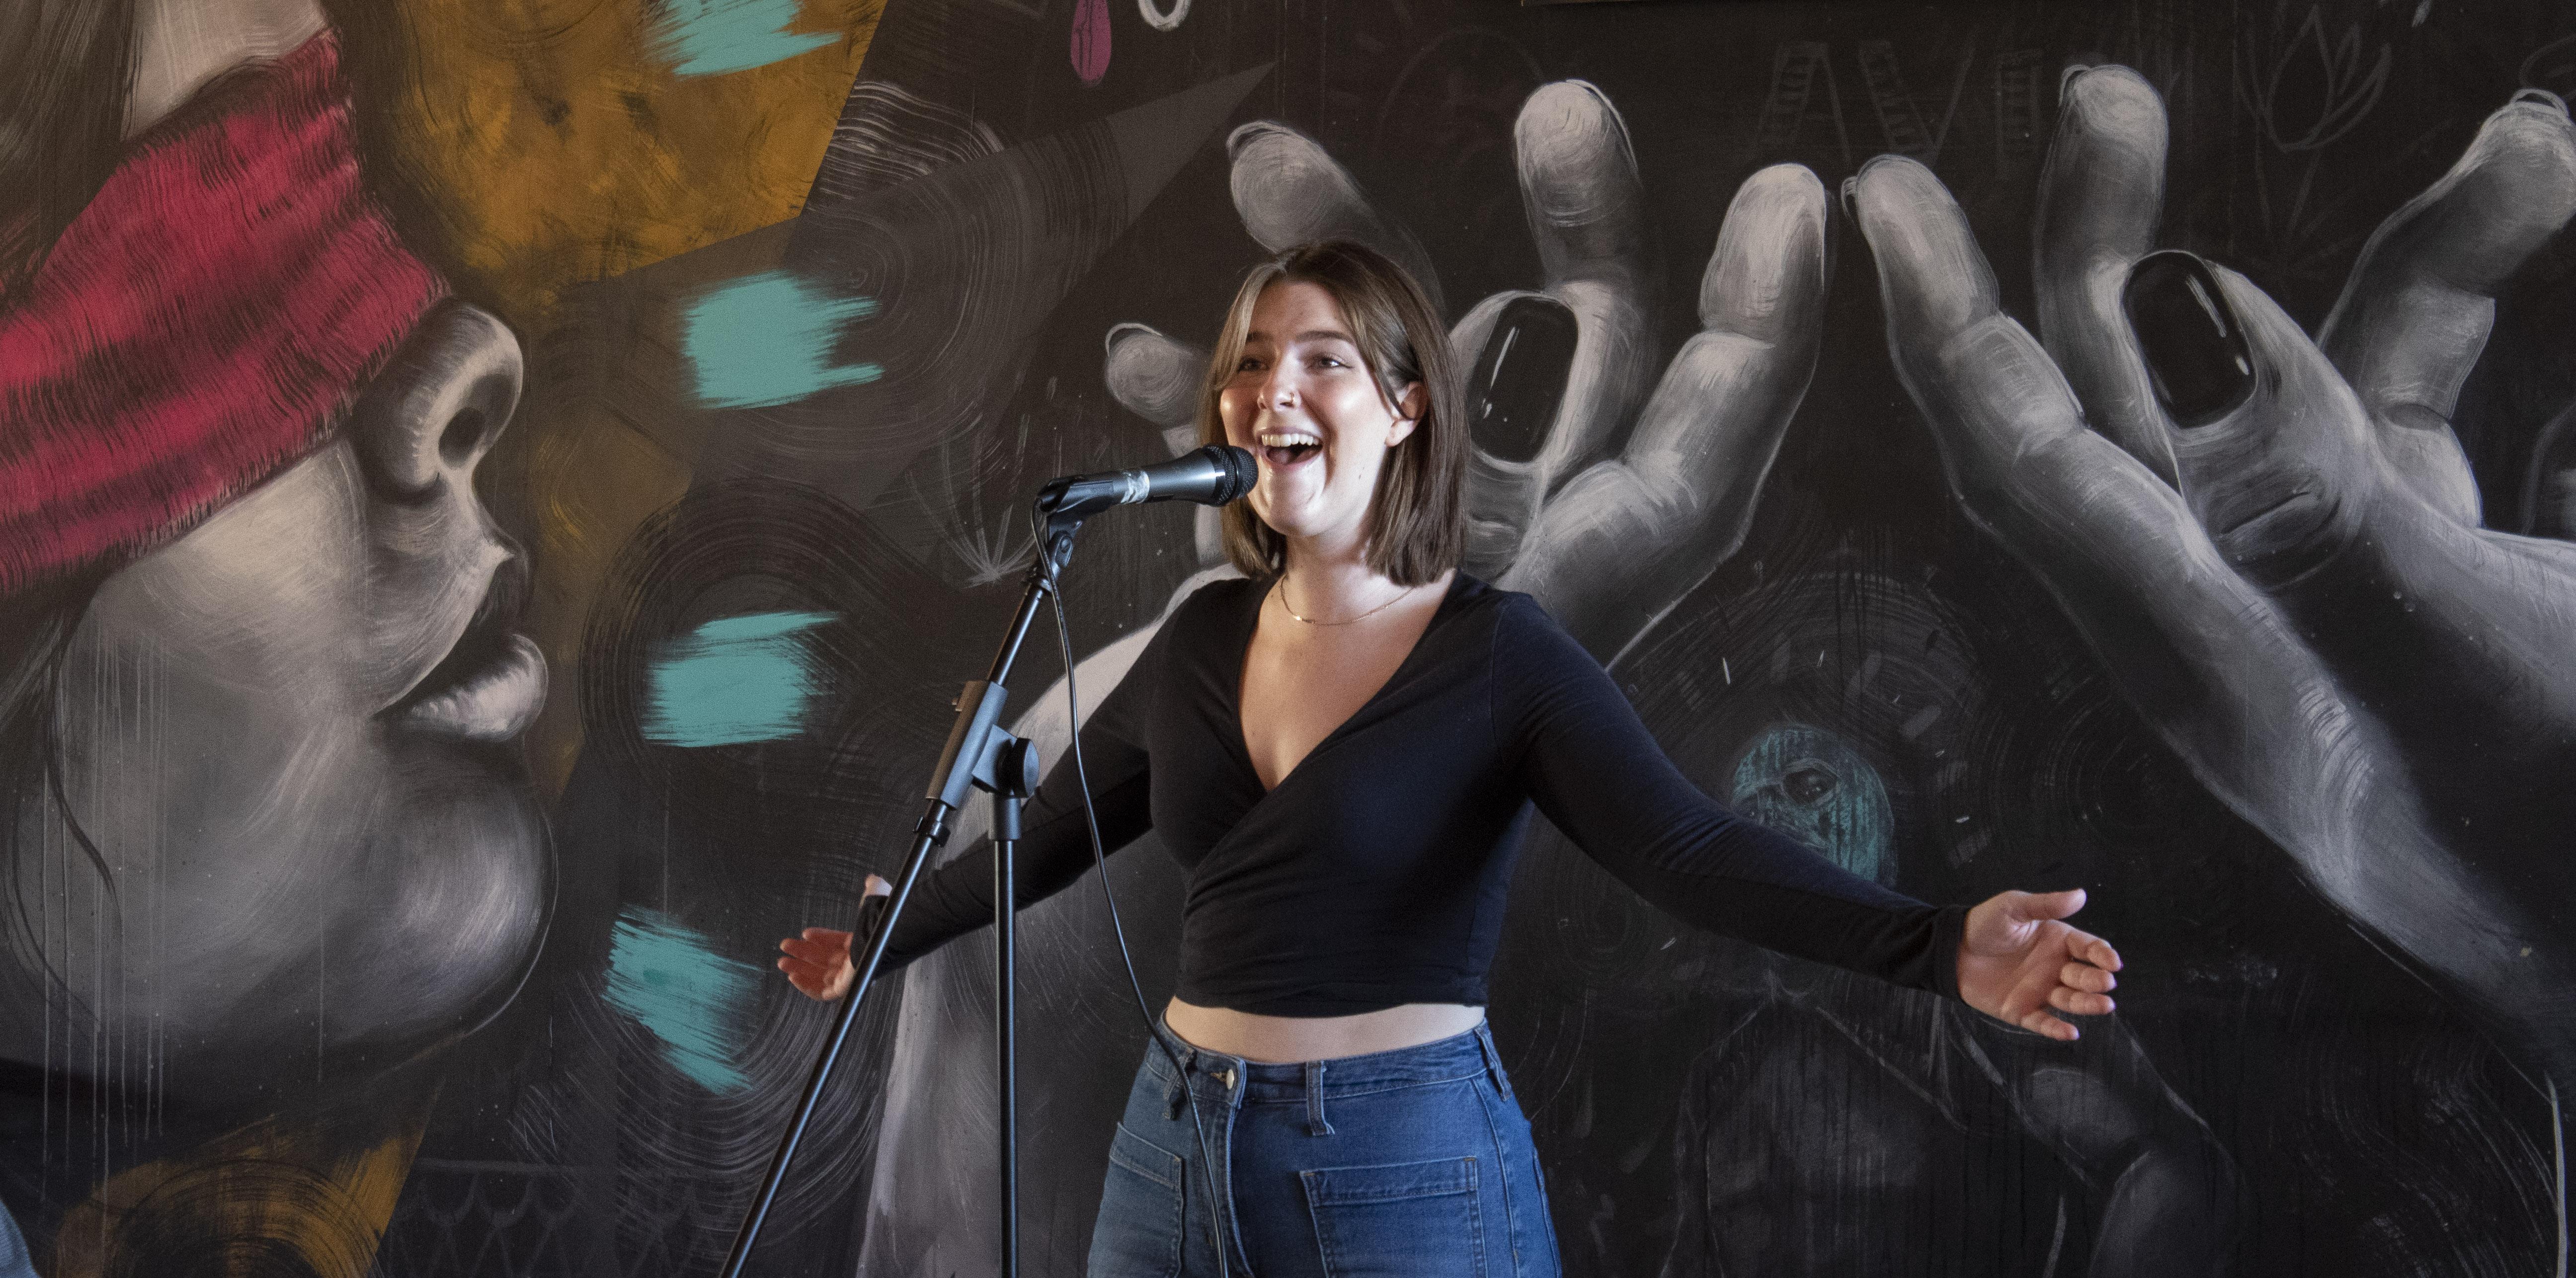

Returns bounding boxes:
[1041,554,1237,1278]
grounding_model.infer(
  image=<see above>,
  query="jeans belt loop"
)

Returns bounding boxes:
[1474,1022,1513,1101]
[1304,1060,1334,1136]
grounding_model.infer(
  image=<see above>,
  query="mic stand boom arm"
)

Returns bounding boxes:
[721,505,1088,1278]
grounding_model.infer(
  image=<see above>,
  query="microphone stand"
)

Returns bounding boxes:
[721,499,1088,1278]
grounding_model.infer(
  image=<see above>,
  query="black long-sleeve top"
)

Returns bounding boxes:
[882,573,1965,1015]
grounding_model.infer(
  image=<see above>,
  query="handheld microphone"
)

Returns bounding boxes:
[1035,445,1257,519]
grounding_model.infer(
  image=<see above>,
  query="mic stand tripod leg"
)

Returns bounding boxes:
[990,738,1037,1278]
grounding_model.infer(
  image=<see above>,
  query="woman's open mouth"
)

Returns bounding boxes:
[1258,429,1322,469]
[387,564,548,742]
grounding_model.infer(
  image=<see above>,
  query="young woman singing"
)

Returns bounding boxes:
[779,240,2122,1278]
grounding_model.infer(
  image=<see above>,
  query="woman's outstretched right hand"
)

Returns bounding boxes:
[777,874,891,1001]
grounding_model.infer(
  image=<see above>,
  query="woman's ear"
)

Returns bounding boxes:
[1387,381,1427,447]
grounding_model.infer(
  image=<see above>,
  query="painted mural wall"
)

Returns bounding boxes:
[5,0,2576,1274]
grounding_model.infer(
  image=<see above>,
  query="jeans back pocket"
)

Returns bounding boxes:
[1089,1122,1187,1278]
[1300,1156,1485,1278]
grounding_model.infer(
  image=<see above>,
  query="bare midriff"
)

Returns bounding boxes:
[1163,996,1486,1064]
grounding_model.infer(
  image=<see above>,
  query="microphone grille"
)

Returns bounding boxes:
[1210,445,1257,503]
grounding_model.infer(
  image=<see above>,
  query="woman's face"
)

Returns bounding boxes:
[1219,280,1424,558]
[5,301,550,1103]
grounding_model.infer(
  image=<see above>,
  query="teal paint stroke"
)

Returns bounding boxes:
[684,271,882,409]
[651,0,838,77]
[645,611,835,747]
[604,907,760,1094]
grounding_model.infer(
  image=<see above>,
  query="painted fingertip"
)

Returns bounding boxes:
[1849,153,1945,220]
[2514,87,2571,117]
[1225,119,1303,161]
[2123,250,2254,428]
[1516,80,1639,220]
[1103,320,1161,355]
[2059,63,2094,101]
[1541,77,1612,110]
[1838,174,1860,223]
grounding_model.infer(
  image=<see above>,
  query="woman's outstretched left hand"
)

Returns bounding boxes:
[1957,888,2121,1041]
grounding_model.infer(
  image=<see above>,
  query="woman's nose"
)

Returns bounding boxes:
[1264,365,1299,409]
[346,301,523,502]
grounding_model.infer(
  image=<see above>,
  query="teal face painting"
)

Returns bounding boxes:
[1729,723,1895,886]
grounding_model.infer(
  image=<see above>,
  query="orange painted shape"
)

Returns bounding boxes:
[49,1092,434,1278]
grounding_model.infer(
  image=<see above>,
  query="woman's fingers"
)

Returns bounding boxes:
[2034,66,2178,487]
[2049,984,2116,1017]
[778,928,856,1000]
[2320,90,2576,523]
[2062,959,2119,993]
[2078,933,2124,973]
[780,929,850,961]
[2004,886,2088,923]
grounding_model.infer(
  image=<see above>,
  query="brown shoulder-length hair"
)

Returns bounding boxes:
[1200,240,1465,586]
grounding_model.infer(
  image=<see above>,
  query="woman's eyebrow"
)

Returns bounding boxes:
[1242,328,1356,345]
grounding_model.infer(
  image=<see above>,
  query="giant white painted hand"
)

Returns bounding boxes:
[1852,68,2576,1079]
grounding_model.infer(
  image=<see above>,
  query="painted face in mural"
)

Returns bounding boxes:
[1729,723,1896,887]
[0,5,552,1106]
[5,300,551,1104]
[1219,281,1425,551]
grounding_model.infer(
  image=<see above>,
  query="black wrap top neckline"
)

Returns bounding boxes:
[1225,571,1467,799]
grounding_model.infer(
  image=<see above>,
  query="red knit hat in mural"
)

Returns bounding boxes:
[0,30,447,594]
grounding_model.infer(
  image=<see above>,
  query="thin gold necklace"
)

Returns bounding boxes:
[1276,576,1415,626]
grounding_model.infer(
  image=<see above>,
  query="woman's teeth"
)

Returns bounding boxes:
[1258,430,1321,466]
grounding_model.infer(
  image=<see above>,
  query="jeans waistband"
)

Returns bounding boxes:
[1144,1016,1508,1104]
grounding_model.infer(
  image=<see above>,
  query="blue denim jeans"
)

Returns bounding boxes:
[1087,1019,1562,1278]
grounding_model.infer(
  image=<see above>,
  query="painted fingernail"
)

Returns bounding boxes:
[1465,295,1577,464]
[2514,87,2570,116]
[2122,250,2254,428]
[2059,63,2094,102]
